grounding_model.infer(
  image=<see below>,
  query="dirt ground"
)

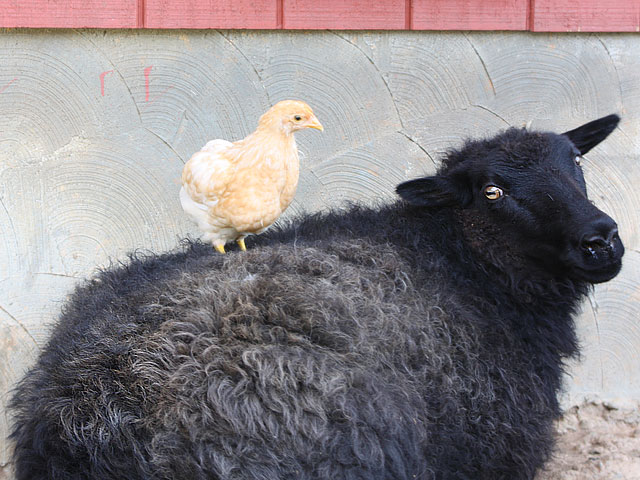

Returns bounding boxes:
[1,402,638,480]
[537,401,640,480]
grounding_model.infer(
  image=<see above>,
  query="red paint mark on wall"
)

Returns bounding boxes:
[144,85,175,107]
[99,70,114,96]
[144,66,153,102]
[0,78,17,94]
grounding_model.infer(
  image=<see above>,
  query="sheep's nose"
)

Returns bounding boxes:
[580,218,619,252]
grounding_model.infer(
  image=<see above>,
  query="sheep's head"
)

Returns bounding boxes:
[397,115,624,284]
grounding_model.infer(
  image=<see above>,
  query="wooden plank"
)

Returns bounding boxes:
[0,0,139,28]
[411,0,528,30]
[283,0,406,30]
[1,0,639,32]
[144,0,278,29]
[532,0,640,32]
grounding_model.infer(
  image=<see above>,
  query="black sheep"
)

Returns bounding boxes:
[9,115,624,480]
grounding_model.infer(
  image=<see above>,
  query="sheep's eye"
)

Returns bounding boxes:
[484,185,504,201]
[294,115,302,121]
[574,155,582,166]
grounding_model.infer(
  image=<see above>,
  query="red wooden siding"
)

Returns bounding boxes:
[282,0,406,30]
[0,0,638,31]
[145,0,278,29]
[532,0,640,32]
[412,0,528,31]
[0,0,139,28]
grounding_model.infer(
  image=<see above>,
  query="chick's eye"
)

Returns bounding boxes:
[484,185,504,201]
[574,155,582,166]
[294,115,302,121]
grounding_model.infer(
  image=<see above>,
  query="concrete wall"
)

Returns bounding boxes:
[1,30,639,470]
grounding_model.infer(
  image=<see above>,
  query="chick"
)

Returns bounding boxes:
[180,100,323,253]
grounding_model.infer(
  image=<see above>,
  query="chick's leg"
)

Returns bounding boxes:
[237,237,247,252]
[213,242,225,254]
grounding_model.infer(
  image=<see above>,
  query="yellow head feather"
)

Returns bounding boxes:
[257,100,323,134]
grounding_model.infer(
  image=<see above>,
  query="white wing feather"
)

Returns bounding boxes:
[182,139,234,207]
[201,139,233,153]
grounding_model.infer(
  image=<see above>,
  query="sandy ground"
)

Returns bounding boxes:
[537,402,640,480]
[1,402,638,479]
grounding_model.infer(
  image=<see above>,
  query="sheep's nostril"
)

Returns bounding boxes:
[580,228,618,254]
[580,215,619,253]
[581,235,608,251]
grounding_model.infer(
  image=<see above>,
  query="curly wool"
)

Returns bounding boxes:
[10,126,609,480]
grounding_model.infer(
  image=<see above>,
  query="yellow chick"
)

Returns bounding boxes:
[180,100,323,253]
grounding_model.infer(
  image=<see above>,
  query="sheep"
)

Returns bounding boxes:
[9,114,624,480]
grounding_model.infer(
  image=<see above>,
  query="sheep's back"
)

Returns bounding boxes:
[134,239,463,478]
[11,237,556,480]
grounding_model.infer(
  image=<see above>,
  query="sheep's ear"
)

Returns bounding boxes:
[396,174,471,207]
[563,114,620,155]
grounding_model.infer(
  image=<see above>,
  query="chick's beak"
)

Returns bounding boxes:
[305,116,324,131]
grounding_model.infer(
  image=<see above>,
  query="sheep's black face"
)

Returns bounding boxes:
[397,115,624,284]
